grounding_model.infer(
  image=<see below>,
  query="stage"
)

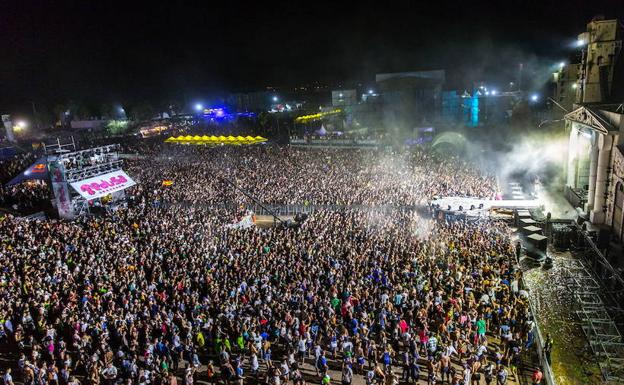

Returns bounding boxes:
[431,196,541,214]
[431,189,577,220]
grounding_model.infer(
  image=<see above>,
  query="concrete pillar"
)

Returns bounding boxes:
[567,127,578,188]
[586,133,600,212]
[590,134,613,224]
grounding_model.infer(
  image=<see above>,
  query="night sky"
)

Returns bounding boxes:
[1,0,623,113]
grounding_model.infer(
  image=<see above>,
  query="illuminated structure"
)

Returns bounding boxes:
[331,90,357,107]
[294,109,342,123]
[1,115,15,142]
[555,17,622,110]
[43,141,136,219]
[553,63,581,112]
[576,17,624,103]
[564,105,624,238]
[375,71,445,123]
[563,18,624,241]
[165,135,267,145]
[441,89,521,128]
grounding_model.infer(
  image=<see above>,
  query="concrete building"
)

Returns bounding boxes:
[441,90,520,128]
[331,90,357,107]
[227,91,274,112]
[554,63,581,112]
[577,17,624,103]
[563,18,624,241]
[565,105,624,240]
[375,70,445,124]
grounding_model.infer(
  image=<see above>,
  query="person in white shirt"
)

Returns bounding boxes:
[445,344,458,358]
[101,363,117,385]
[298,337,307,364]
[280,361,290,383]
[3,369,14,385]
[251,352,260,376]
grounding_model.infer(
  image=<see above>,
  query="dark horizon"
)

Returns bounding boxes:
[1,0,623,115]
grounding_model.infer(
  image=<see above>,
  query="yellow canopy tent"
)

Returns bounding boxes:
[164,134,266,145]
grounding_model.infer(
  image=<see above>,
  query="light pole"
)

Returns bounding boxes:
[31,101,39,130]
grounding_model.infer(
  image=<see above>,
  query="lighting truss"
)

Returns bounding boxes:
[58,144,120,160]
[561,247,624,384]
[57,144,123,182]
[65,160,124,182]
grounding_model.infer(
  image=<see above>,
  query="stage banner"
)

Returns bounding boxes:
[52,181,74,219]
[49,161,74,220]
[2,115,15,143]
[70,170,136,200]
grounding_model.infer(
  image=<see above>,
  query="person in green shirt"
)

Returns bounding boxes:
[236,335,245,351]
[476,317,487,343]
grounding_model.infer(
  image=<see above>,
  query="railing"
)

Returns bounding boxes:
[154,201,426,217]
[228,202,424,217]
[564,185,587,209]
[516,255,557,385]
[532,315,557,385]
[567,224,624,383]
[289,137,380,148]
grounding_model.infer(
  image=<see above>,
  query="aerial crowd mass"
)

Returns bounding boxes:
[0,142,540,385]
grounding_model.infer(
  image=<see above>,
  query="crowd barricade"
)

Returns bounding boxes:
[243,203,424,216]
[512,215,561,385]
[155,201,426,217]
[289,137,381,148]
[515,260,557,385]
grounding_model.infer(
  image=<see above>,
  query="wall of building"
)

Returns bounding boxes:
[332,90,357,106]
[554,64,580,112]
[606,146,624,239]
[579,19,623,103]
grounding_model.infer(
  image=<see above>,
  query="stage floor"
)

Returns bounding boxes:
[431,196,541,217]
[432,191,577,220]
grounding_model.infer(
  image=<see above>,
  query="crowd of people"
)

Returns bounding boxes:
[0,142,541,385]
[0,154,50,213]
[123,145,498,208]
